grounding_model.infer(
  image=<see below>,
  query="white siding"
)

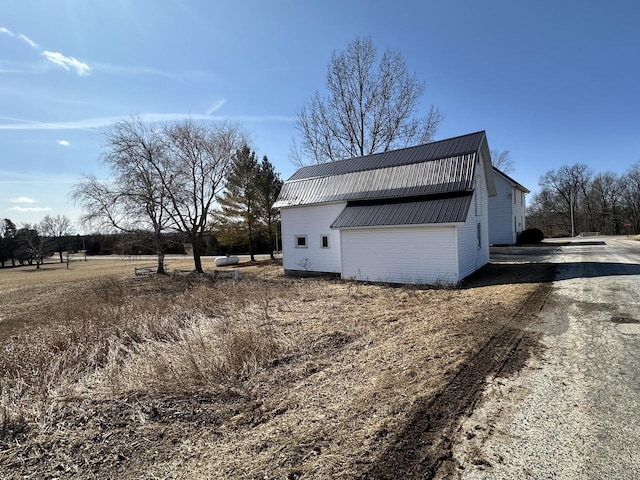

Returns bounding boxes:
[488,172,528,245]
[514,191,526,234]
[488,174,516,244]
[458,155,490,279]
[340,226,459,284]
[280,203,346,273]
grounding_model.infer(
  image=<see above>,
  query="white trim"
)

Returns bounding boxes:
[294,234,308,248]
[278,200,351,209]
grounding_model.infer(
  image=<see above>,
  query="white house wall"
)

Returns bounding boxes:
[489,174,516,244]
[489,173,527,245]
[457,213,490,280]
[340,226,460,284]
[280,203,346,273]
[514,189,526,234]
[458,155,491,279]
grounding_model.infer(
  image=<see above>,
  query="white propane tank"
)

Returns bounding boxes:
[214,255,240,266]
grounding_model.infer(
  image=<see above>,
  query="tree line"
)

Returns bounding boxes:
[0,215,73,268]
[527,162,640,237]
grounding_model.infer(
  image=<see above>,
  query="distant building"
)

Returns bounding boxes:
[488,167,530,245]
[274,131,497,285]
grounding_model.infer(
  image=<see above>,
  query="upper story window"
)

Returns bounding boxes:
[321,235,330,248]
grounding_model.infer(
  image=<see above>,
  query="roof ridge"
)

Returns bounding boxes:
[289,131,486,182]
[296,130,486,173]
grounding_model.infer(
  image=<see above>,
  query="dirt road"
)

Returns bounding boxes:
[449,236,640,479]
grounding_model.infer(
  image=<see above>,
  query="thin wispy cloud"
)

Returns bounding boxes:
[92,62,181,80]
[18,33,38,48]
[9,206,52,213]
[0,113,295,131]
[2,26,210,82]
[214,114,295,123]
[0,170,81,186]
[206,98,226,115]
[58,140,70,146]
[10,196,36,204]
[1,26,90,76]
[0,59,46,74]
[42,51,91,76]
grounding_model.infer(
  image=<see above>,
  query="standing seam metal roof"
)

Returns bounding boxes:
[274,153,476,208]
[288,131,486,181]
[329,194,473,228]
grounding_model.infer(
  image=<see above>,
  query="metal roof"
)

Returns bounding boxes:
[330,194,473,229]
[288,131,487,181]
[492,166,530,193]
[274,153,476,208]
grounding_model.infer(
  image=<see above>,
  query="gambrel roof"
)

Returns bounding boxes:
[274,131,496,227]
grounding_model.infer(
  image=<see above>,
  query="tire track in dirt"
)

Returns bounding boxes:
[358,271,555,479]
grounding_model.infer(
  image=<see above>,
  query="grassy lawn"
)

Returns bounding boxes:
[0,255,553,479]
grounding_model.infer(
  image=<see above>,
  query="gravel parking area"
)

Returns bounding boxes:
[447,237,640,479]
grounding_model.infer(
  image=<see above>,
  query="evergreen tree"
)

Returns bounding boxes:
[256,156,283,259]
[218,145,261,261]
[1,219,17,267]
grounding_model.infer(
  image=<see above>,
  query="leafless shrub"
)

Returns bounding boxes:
[295,257,312,272]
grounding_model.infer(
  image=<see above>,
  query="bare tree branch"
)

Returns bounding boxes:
[293,36,442,165]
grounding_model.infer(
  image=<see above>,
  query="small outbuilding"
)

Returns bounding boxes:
[274,131,497,285]
[488,167,530,245]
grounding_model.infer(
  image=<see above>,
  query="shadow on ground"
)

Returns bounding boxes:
[464,261,640,288]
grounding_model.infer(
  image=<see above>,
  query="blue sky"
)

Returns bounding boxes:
[2,0,639,229]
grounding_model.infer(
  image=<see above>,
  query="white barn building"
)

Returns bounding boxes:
[488,167,530,245]
[274,131,497,285]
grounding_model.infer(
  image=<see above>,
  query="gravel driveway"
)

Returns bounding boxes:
[448,236,640,479]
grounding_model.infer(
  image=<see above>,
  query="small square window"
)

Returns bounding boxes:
[321,235,329,248]
[295,235,307,248]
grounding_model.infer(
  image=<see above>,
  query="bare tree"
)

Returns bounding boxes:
[491,149,514,174]
[292,36,443,166]
[73,117,172,274]
[159,120,246,272]
[40,214,73,263]
[529,161,640,237]
[588,172,624,234]
[539,164,592,237]
[622,161,640,232]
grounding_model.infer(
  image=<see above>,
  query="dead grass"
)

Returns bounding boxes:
[0,256,549,479]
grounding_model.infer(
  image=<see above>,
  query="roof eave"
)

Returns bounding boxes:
[480,134,497,197]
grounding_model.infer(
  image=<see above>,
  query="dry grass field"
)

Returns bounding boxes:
[0,255,554,479]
